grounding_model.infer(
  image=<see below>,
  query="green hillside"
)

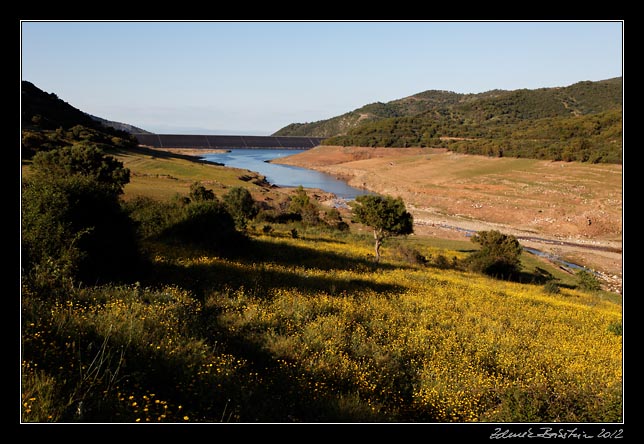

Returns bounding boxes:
[21,81,141,158]
[274,78,622,164]
[22,80,151,135]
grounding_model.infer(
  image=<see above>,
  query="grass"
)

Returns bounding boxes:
[21,148,622,423]
[22,222,622,422]
[113,147,274,202]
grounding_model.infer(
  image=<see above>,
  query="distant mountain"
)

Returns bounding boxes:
[273,77,622,137]
[21,80,150,134]
[273,77,622,164]
[88,115,152,135]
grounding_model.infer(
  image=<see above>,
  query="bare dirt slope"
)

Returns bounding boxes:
[273,146,623,291]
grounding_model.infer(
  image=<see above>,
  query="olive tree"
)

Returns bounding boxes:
[352,194,414,262]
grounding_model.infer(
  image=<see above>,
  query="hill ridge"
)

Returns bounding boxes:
[21,80,150,135]
[272,77,622,139]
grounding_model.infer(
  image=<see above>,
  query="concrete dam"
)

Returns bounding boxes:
[135,134,325,150]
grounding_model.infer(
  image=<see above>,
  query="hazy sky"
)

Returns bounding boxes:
[21,21,623,135]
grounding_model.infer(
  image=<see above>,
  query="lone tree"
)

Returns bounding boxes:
[352,194,414,262]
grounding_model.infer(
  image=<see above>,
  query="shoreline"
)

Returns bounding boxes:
[145,146,622,294]
[272,146,623,293]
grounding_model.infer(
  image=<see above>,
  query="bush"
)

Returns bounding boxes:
[31,144,130,195]
[22,175,140,286]
[160,200,241,251]
[256,209,301,224]
[395,245,428,266]
[433,254,451,269]
[189,182,216,202]
[223,187,258,230]
[466,230,522,279]
[288,185,310,214]
[607,321,622,336]
[124,196,182,240]
[576,269,602,291]
[543,280,561,294]
[336,221,350,232]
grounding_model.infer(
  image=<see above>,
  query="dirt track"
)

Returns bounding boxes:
[273,146,623,293]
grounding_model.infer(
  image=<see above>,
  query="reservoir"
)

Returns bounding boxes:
[201,149,371,199]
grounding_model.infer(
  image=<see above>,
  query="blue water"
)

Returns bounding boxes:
[201,149,371,200]
[523,247,590,272]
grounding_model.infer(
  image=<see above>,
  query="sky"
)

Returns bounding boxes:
[21,21,623,135]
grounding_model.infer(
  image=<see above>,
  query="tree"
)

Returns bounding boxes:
[223,186,258,230]
[352,195,414,262]
[466,230,523,278]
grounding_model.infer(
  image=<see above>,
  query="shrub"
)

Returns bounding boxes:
[31,144,130,195]
[433,254,451,269]
[223,187,258,230]
[256,209,301,224]
[300,203,321,226]
[396,244,428,266]
[576,269,602,291]
[124,196,182,240]
[543,280,561,294]
[189,182,216,202]
[336,221,350,232]
[23,145,137,287]
[22,174,139,287]
[466,230,522,279]
[288,185,310,214]
[160,200,241,251]
[607,321,622,336]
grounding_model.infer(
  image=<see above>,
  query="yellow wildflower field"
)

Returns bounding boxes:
[22,231,622,422]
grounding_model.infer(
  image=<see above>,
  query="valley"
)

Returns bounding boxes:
[273,146,623,292]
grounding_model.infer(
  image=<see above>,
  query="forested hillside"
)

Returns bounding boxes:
[21,81,140,158]
[274,78,622,163]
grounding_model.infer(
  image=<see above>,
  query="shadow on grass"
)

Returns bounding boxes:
[112,145,224,166]
[477,266,568,286]
[145,236,407,300]
[196,317,396,422]
[133,236,416,421]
